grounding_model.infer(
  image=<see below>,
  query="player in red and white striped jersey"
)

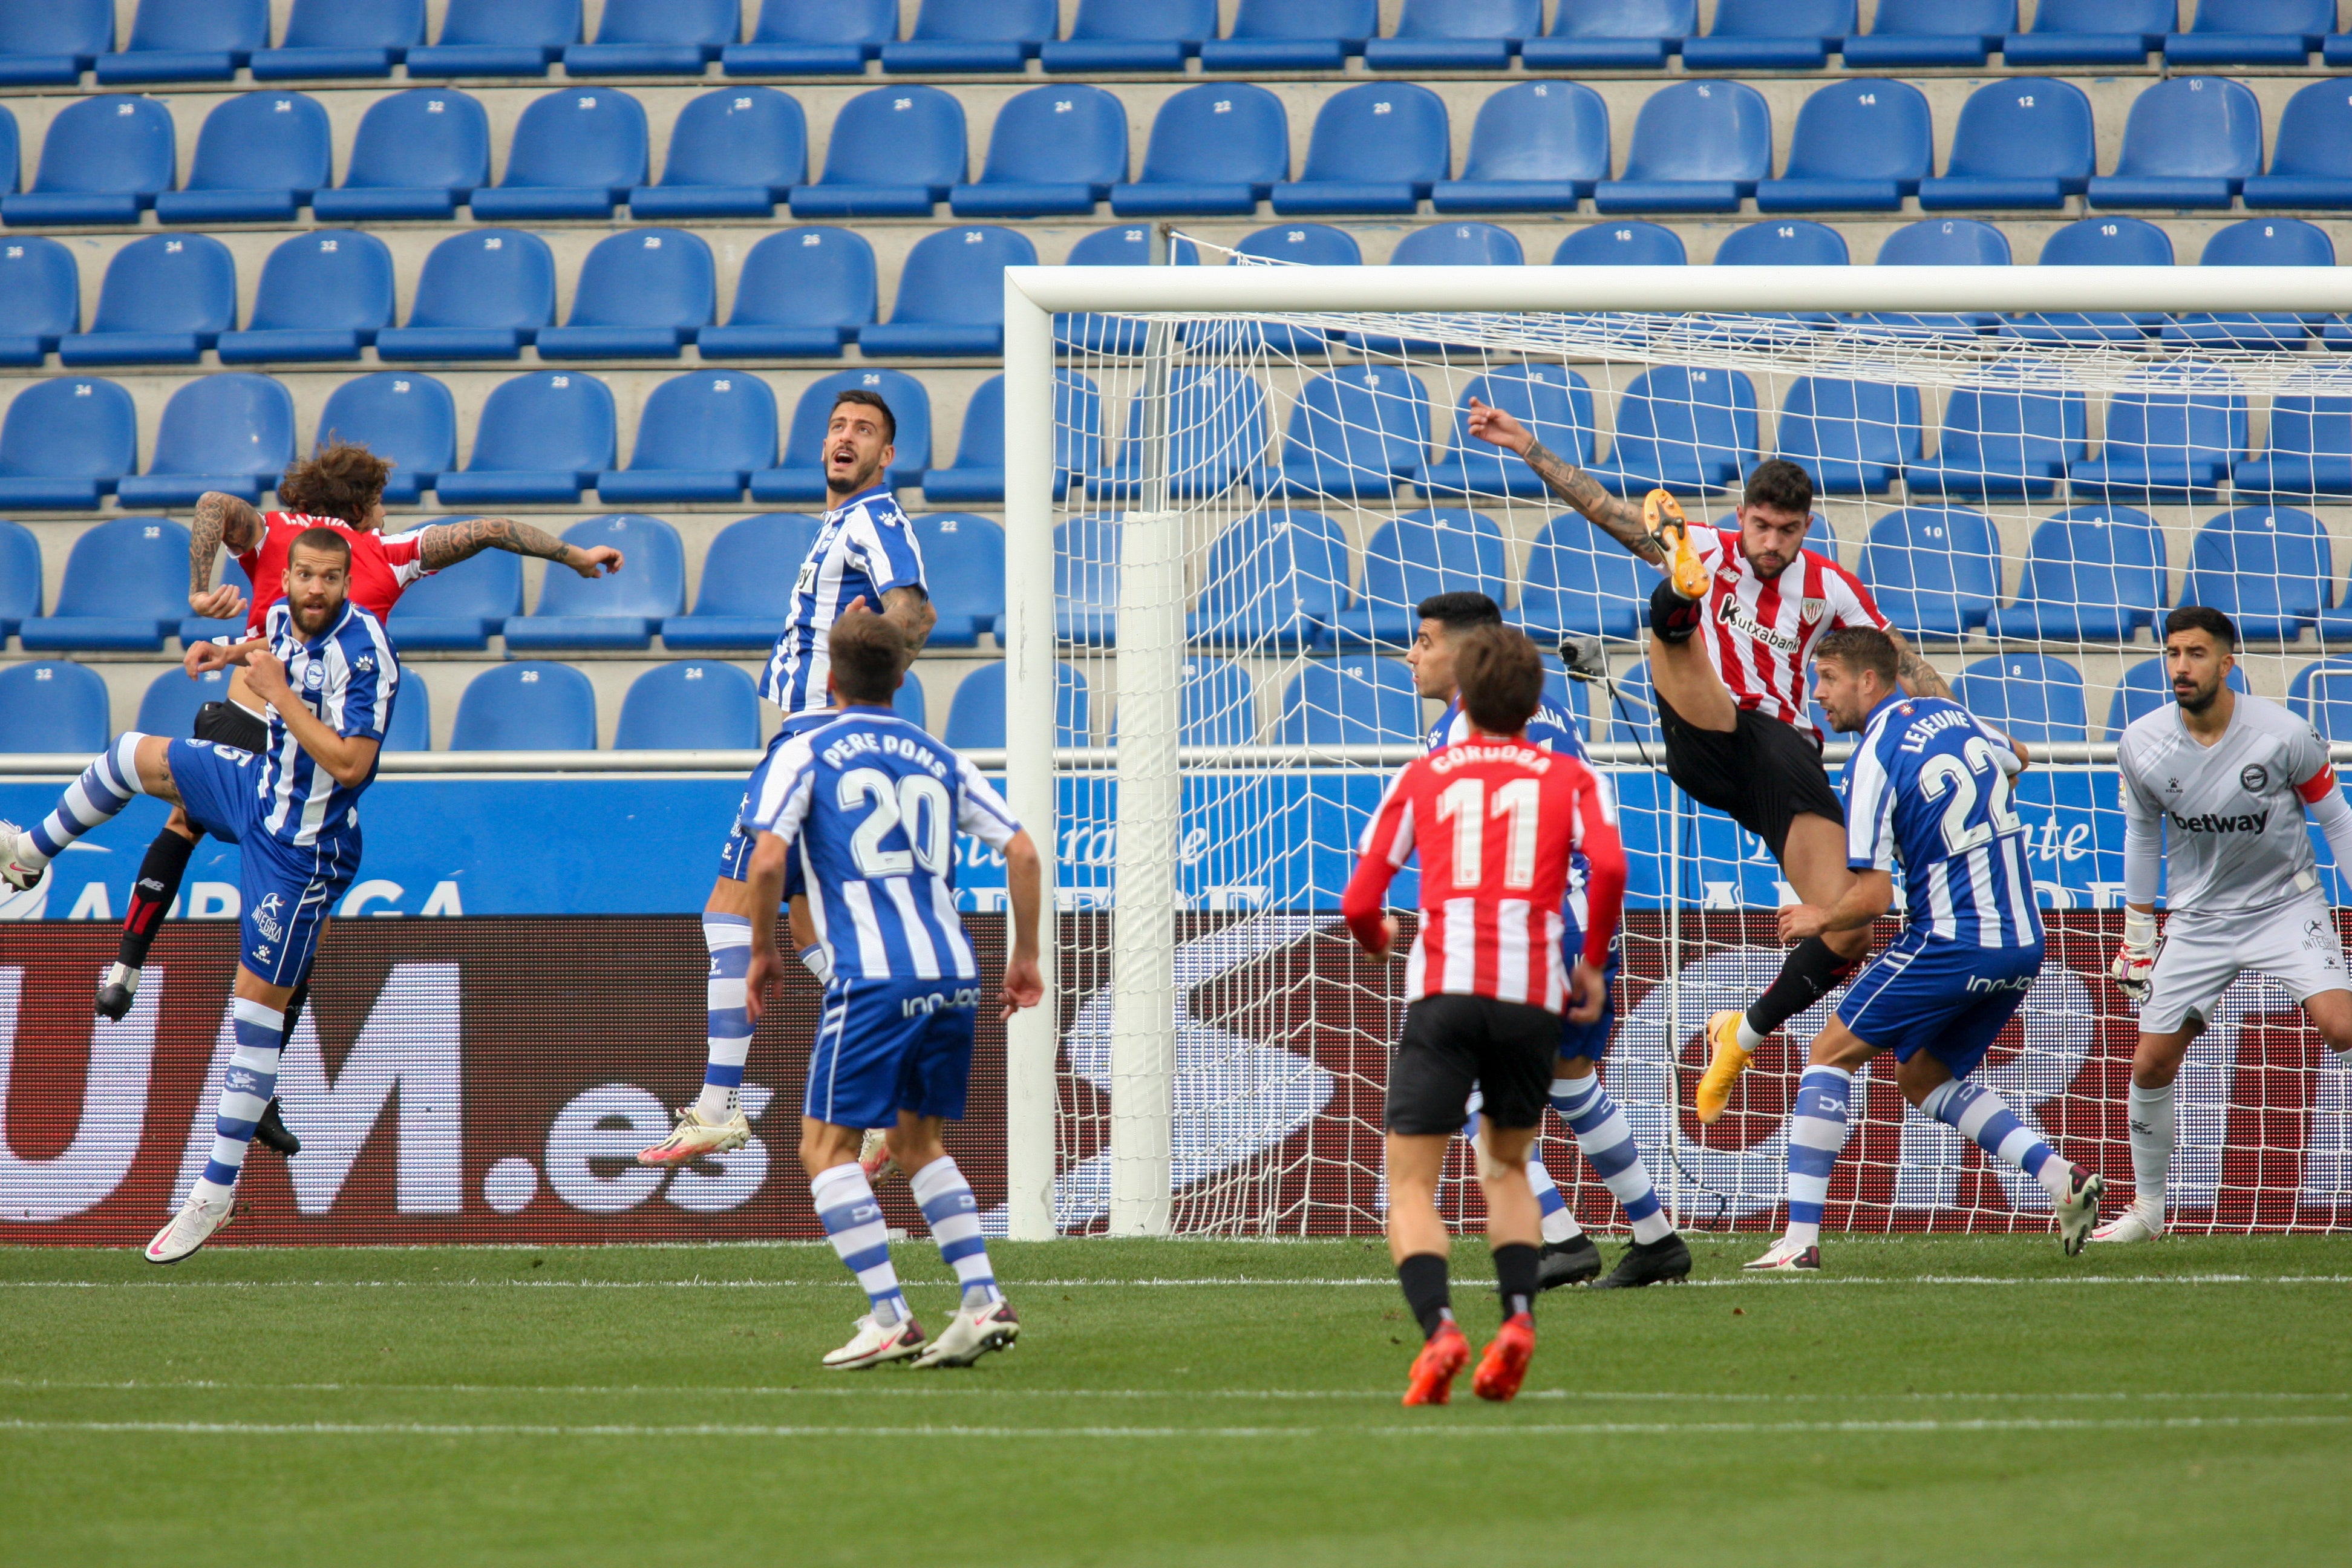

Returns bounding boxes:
[1342,626,1626,1406]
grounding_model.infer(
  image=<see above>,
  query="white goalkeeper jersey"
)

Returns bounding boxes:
[2118,693,2339,915]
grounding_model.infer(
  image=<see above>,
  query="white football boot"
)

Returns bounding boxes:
[2052,1165,2105,1255]
[912,1299,1021,1368]
[1742,1236,1822,1272]
[823,1312,928,1370]
[2089,1204,2164,1244]
[0,819,48,894]
[858,1126,902,1187]
[145,1192,234,1265]
[635,1106,750,1167]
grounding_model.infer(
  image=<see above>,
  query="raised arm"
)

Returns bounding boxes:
[1885,627,1956,702]
[1465,400,1662,566]
[189,491,265,617]
[417,516,624,578]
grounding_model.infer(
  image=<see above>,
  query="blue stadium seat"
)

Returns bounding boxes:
[2107,656,2248,736]
[1353,223,1523,354]
[2235,391,2352,496]
[789,85,965,219]
[1584,367,1756,496]
[2070,372,2247,500]
[2088,77,2262,210]
[117,375,291,508]
[1523,0,1693,69]
[565,0,736,74]
[137,664,233,737]
[374,229,555,361]
[0,0,112,86]
[1774,377,1921,495]
[59,234,234,367]
[2244,80,2352,209]
[96,0,263,83]
[628,87,803,221]
[469,88,645,220]
[858,226,1034,358]
[1986,506,2167,643]
[2183,506,2331,641]
[1756,79,1932,213]
[753,368,930,503]
[388,546,519,650]
[884,0,1054,72]
[923,370,1101,505]
[436,371,615,506]
[0,377,133,508]
[1714,218,1848,265]
[1903,372,2086,498]
[1918,79,2094,211]
[407,0,578,75]
[317,373,456,508]
[597,370,775,504]
[217,232,394,364]
[1858,507,2001,642]
[537,229,713,360]
[4,94,174,226]
[1174,658,1258,746]
[18,515,188,649]
[0,236,77,364]
[911,512,1004,647]
[1180,224,1357,355]
[1420,365,1593,498]
[615,662,759,750]
[381,678,430,753]
[1858,218,2010,336]
[252,0,422,79]
[660,514,817,650]
[1188,509,1349,650]
[1512,516,1655,642]
[952,83,1128,219]
[945,661,1089,748]
[2289,660,2352,737]
[2002,0,2171,65]
[1273,367,1432,503]
[175,557,250,644]
[1203,0,1374,71]
[1089,367,1269,501]
[2002,217,2174,346]
[1112,82,1287,218]
[700,227,874,359]
[451,662,598,751]
[1952,655,2088,745]
[1041,515,1122,645]
[1056,225,1199,356]
[1324,507,1504,649]
[2166,0,2331,64]
[503,514,682,652]
[1682,0,1852,69]
[1274,82,1449,216]
[1278,657,1423,745]
[0,661,109,750]
[727,0,892,73]
[1553,221,1686,266]
[1433,81,1609,214]
[0,102,14,201]
[1609,658,1662,748]
[1841,0,2010,65]
[1366,0,1540,70]
[312,88,489,222]
[2163,218,2333,351]
[1593,80,1771,214]
[152,91,330,224]
[0,517,36,638]
[1045,0,1215,71]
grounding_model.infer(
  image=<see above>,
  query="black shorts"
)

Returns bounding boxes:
[1660,696,1844,860]
[191,699,267,753]
[1385,994,1560,1136]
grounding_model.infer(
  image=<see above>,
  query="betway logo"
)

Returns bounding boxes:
[1715,593,1799,652]
[2169,808,2269,835]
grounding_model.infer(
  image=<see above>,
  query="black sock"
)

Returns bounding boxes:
[279,978,310,1052]
[1396,1253,1453,1341]
[1648,577,1704,644]
[117,830,198,969]
[1745,936,1862,1039]
[1492,1243,1539,1322]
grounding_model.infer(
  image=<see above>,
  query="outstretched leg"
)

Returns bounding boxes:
[1903,1054,2102,1255]
[2,735,178,890]
[99,811,205,1021]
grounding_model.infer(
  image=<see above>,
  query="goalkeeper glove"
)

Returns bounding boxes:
[2110,908,2157,1004]
[799,942,831,985]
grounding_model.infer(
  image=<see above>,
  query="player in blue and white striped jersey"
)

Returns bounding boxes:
[740,609,1044,1371]
[1743,627,2103,1273]
[0,527,400,1265]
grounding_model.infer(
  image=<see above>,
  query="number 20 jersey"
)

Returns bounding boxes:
[741,710,1022,982]
[1844,694,2043,950]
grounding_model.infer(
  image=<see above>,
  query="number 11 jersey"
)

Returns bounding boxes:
[1844,694,2043,950]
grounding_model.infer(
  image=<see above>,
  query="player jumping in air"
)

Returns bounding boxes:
[739,610,1044,1370]
[1,529,401,1263]
[2095,606,2352,1243]
[637,388,938,1171]
[1743,628,2103,1272]
[1344,625,1628,1404]
[1408,592,1688,1289]
[1466,408,1959,1122]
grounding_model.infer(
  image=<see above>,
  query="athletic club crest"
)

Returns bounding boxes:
[1800,596,1827,624]
[2241,763,2269,794]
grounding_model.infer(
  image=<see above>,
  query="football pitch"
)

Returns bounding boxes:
[2,1235,2347,1567]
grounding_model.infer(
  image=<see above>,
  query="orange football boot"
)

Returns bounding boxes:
[1472,1313,1536,1403]
[1401,1321,1471,1406]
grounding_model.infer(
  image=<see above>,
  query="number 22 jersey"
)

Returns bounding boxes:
[1844,693,2041,949]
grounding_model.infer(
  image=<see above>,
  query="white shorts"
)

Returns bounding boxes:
[2141,891,2351,1034]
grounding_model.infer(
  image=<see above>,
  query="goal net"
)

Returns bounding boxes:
[993,244,2352,1241]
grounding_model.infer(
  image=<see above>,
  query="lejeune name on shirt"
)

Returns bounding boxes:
[1896,705,1979,753]
[1428,743,1554,775]
[2169,807,2270,835]
[819,725,948,779]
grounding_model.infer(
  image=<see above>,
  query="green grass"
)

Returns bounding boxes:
[2,1235,2348,1567]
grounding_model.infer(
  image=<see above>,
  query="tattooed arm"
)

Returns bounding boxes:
[881,583,937,658]
[189,491,265,616]
[1886,627,1956,702]
[1463,400,1662,565]
[417,516,624,578]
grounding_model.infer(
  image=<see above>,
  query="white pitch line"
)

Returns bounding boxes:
[0,1274,2347,1290]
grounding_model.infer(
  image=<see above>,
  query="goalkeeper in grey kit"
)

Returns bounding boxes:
[2098,606,2352,1242]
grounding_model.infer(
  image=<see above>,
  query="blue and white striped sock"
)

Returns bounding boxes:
[1919,1079,2071,1201]
[910,1155,1002,1310]
[1552,1074,1673,1244]
[1525,1152,1584,1245]
[812,1163,908,1328]
[25,734,147,863]
[693,913,753,1123]
[1782,1066,1854,1249]
[189,999,283,1209]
